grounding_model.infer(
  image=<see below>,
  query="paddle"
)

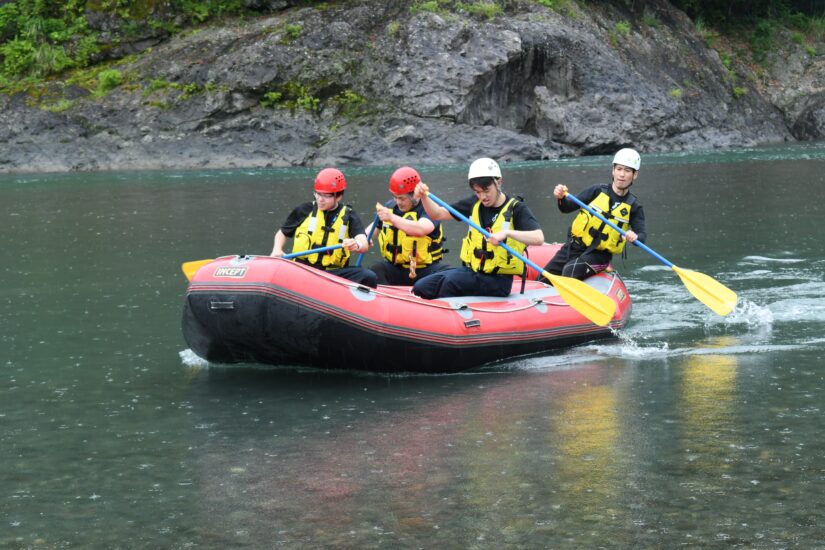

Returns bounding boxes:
[426,192,617,327]
[181,244,345,281]
[563,191,737,316]
[181,259,214,281]
[356,212,381,267]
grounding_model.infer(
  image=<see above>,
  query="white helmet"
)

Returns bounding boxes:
[612,148,641,171]
[468,157,502,180]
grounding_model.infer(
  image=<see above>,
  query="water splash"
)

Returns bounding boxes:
[712,298,774,328]
[582,330,673,359]
[179,348,209,368]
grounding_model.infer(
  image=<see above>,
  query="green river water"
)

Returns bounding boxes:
[2,144,824,548]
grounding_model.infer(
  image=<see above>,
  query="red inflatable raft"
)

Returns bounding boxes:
[181,244,631,373]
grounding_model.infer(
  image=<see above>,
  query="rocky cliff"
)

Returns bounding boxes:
[1,0,822,173]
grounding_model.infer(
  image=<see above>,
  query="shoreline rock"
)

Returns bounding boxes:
[1,0,821,174]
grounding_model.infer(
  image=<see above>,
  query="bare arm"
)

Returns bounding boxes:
[413,183,453,221]
[270,229,288,257]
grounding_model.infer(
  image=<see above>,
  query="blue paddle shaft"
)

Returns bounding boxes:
[427,192,547,276]
[282,244,343,260]
[356,213,381,267]
[563,192,673,268]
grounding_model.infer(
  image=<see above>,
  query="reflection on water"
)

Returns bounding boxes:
[557,384,619,497]
[680,346,738,461]
[185,365,634,547]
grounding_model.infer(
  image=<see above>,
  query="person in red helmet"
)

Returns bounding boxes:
[270,167,377,288]
[367,166,450,286]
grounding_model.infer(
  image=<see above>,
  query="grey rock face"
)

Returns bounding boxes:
[0,0,808,173]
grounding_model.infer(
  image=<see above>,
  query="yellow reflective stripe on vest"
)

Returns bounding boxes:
[459,198,526,275]
[292,204,351,268]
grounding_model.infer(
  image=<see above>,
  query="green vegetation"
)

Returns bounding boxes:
[409,0,502,19]
[331,89,366,117]
[387,21,400,37]
[0,0,261,93]
[670,88,684,99]
[2,0,821,115]
[410,1,447,16]
[642,15,660,28]
[260,91,282,108]
[259,85,368,118]
[96,68,123,94]
[672,0,825,66]
[614,21,631,35]
[142,78,170,96]
[608,21,631,46]
[458,2,502,19]
[280,23,302,45]
[671,1,824,24]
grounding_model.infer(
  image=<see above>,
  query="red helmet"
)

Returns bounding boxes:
[389,166,420,195]
[314,168,346,193]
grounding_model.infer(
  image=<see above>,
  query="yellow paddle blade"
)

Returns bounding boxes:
[182,259,214,281]
[544,272,617,327]
[673,266,738,316]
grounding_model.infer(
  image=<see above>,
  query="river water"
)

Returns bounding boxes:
[2,144,824,548]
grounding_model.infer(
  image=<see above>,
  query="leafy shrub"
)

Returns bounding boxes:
[97,68,123,94]
[333,89,366,117]
[1,38,35,77]
[750,20,775,62]
[615,21,631,35]
[457,1,502,19]
[260,91,283,108]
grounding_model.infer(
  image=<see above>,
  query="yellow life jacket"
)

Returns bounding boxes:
[291,204,352,269]
[570,190,634,254]
[459,197,526,275]
[377,209,444,268]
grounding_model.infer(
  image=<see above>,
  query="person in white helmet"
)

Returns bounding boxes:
[411,157,545,299]
[541,148,647,281]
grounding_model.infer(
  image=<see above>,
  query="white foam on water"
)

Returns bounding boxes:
[742,255,805,264]
[639,265,673,272]
[179,348,209,368]
[767,296,825,323]
[513,352,611,371]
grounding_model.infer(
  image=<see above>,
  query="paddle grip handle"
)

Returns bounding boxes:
[563,192,673,269]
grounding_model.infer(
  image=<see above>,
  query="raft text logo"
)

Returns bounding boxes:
[214,266,247,278]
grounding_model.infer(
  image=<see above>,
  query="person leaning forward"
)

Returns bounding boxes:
[367,166,450,286]
[411,157,544,299]
[270,167,378,288]
[541,148,647,282]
